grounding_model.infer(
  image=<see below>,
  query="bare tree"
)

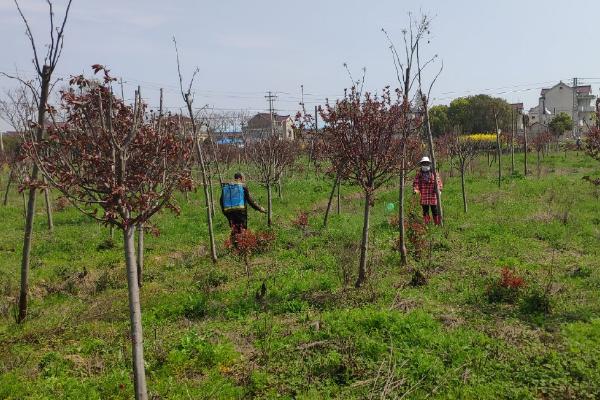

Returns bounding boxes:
[2,0,73,323]
[449,132,480,213]
[383,13,437,262]
[246,134,296,226]
[173,37,218,263]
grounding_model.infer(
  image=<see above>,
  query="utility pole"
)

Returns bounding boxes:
[523,114,529,176]
[572,77,578,140]
[265,91,277,138]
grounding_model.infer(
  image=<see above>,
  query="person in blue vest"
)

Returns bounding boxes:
[220,172,266,241]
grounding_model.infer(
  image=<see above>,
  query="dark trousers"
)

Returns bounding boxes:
[226,211,248,243]
[422,204,440,217]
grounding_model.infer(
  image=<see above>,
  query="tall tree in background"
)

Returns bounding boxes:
[448,95,512,134]
[428,105,450,137]
[27,67,193,399]
[320,87,404,287]
[1,0,73,323]
[549,112,574,138]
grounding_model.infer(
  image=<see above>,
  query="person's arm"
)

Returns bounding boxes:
[244,186,266,212]
[219,190,225,213]
[412,173,420,194]
[436,173,443,192]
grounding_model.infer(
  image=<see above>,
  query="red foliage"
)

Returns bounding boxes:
[226,229,275,259]
[499,267,525,289]
[292,212,309,230]
[25,66,193,231]
[532,131,553,152]
[586,127,600,161]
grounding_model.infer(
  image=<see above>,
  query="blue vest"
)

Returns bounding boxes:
[222,183,245,212]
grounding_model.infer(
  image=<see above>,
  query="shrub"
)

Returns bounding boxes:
[520,287,551,315]
[292,211,309,231]
[54,196,70,212]
[486,267,526,304]
[225,229,276,278]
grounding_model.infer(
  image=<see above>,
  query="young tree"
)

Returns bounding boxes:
[0,86,54,230]
[585,127,600,161]
[449,133,480,212]
[2,0,73,323]
[523,114,529,176]
[532,131,552,176]
[320,87,404,287]
[173,37,218,263]
[246,135,296,226]
[382,15,432,264]
[27,67,193,400]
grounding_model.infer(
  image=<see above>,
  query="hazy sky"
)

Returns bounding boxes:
[1,0,599,130]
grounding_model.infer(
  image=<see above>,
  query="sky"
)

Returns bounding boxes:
[1,0,599,131]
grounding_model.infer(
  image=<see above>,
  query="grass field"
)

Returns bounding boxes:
[1,151,599,399]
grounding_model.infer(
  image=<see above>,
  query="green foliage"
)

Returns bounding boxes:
[447,94,513,133]
[429,104,450,137]
[549,112,574,137]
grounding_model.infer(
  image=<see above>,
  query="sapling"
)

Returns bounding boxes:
[27,66,193,400]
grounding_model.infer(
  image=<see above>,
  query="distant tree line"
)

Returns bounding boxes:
[429,94,514,136]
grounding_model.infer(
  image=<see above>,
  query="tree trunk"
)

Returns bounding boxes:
[511,119,515,175]
[461,165,467,213]
[495,116,502,188]
[0,131,4,154]
[355,191,371,288]
[336,179,340,214]
[422,101,443,224]
[323,175,339,227]
[523,125,528,176]
[123,225,148,400]
[21,191,26,217]
[17,65,51,324]
[3,167,14,206]
[207,173,215,218]
[398,166,407,265]
[193,135,217,263]
[267,182,273,227]
[43,177,53,232]
[277,176,282,200]
[137,223,144,288]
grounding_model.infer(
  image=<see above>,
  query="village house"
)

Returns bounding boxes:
[243,113,295,141]
[527,81,596,136]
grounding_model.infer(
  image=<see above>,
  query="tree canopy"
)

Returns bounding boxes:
[549,112,573,137]
[433,94,513,135]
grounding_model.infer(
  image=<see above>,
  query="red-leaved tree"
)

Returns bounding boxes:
[320,87,404,287]
[586,127,600,161]
[26,66,193,400]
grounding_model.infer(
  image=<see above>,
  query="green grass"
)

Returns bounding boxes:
[0,152,599,399]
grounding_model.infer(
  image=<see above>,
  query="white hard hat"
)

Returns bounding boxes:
[419,156,431,164]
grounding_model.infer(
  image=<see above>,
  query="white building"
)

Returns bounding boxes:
[527,81,596,136]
